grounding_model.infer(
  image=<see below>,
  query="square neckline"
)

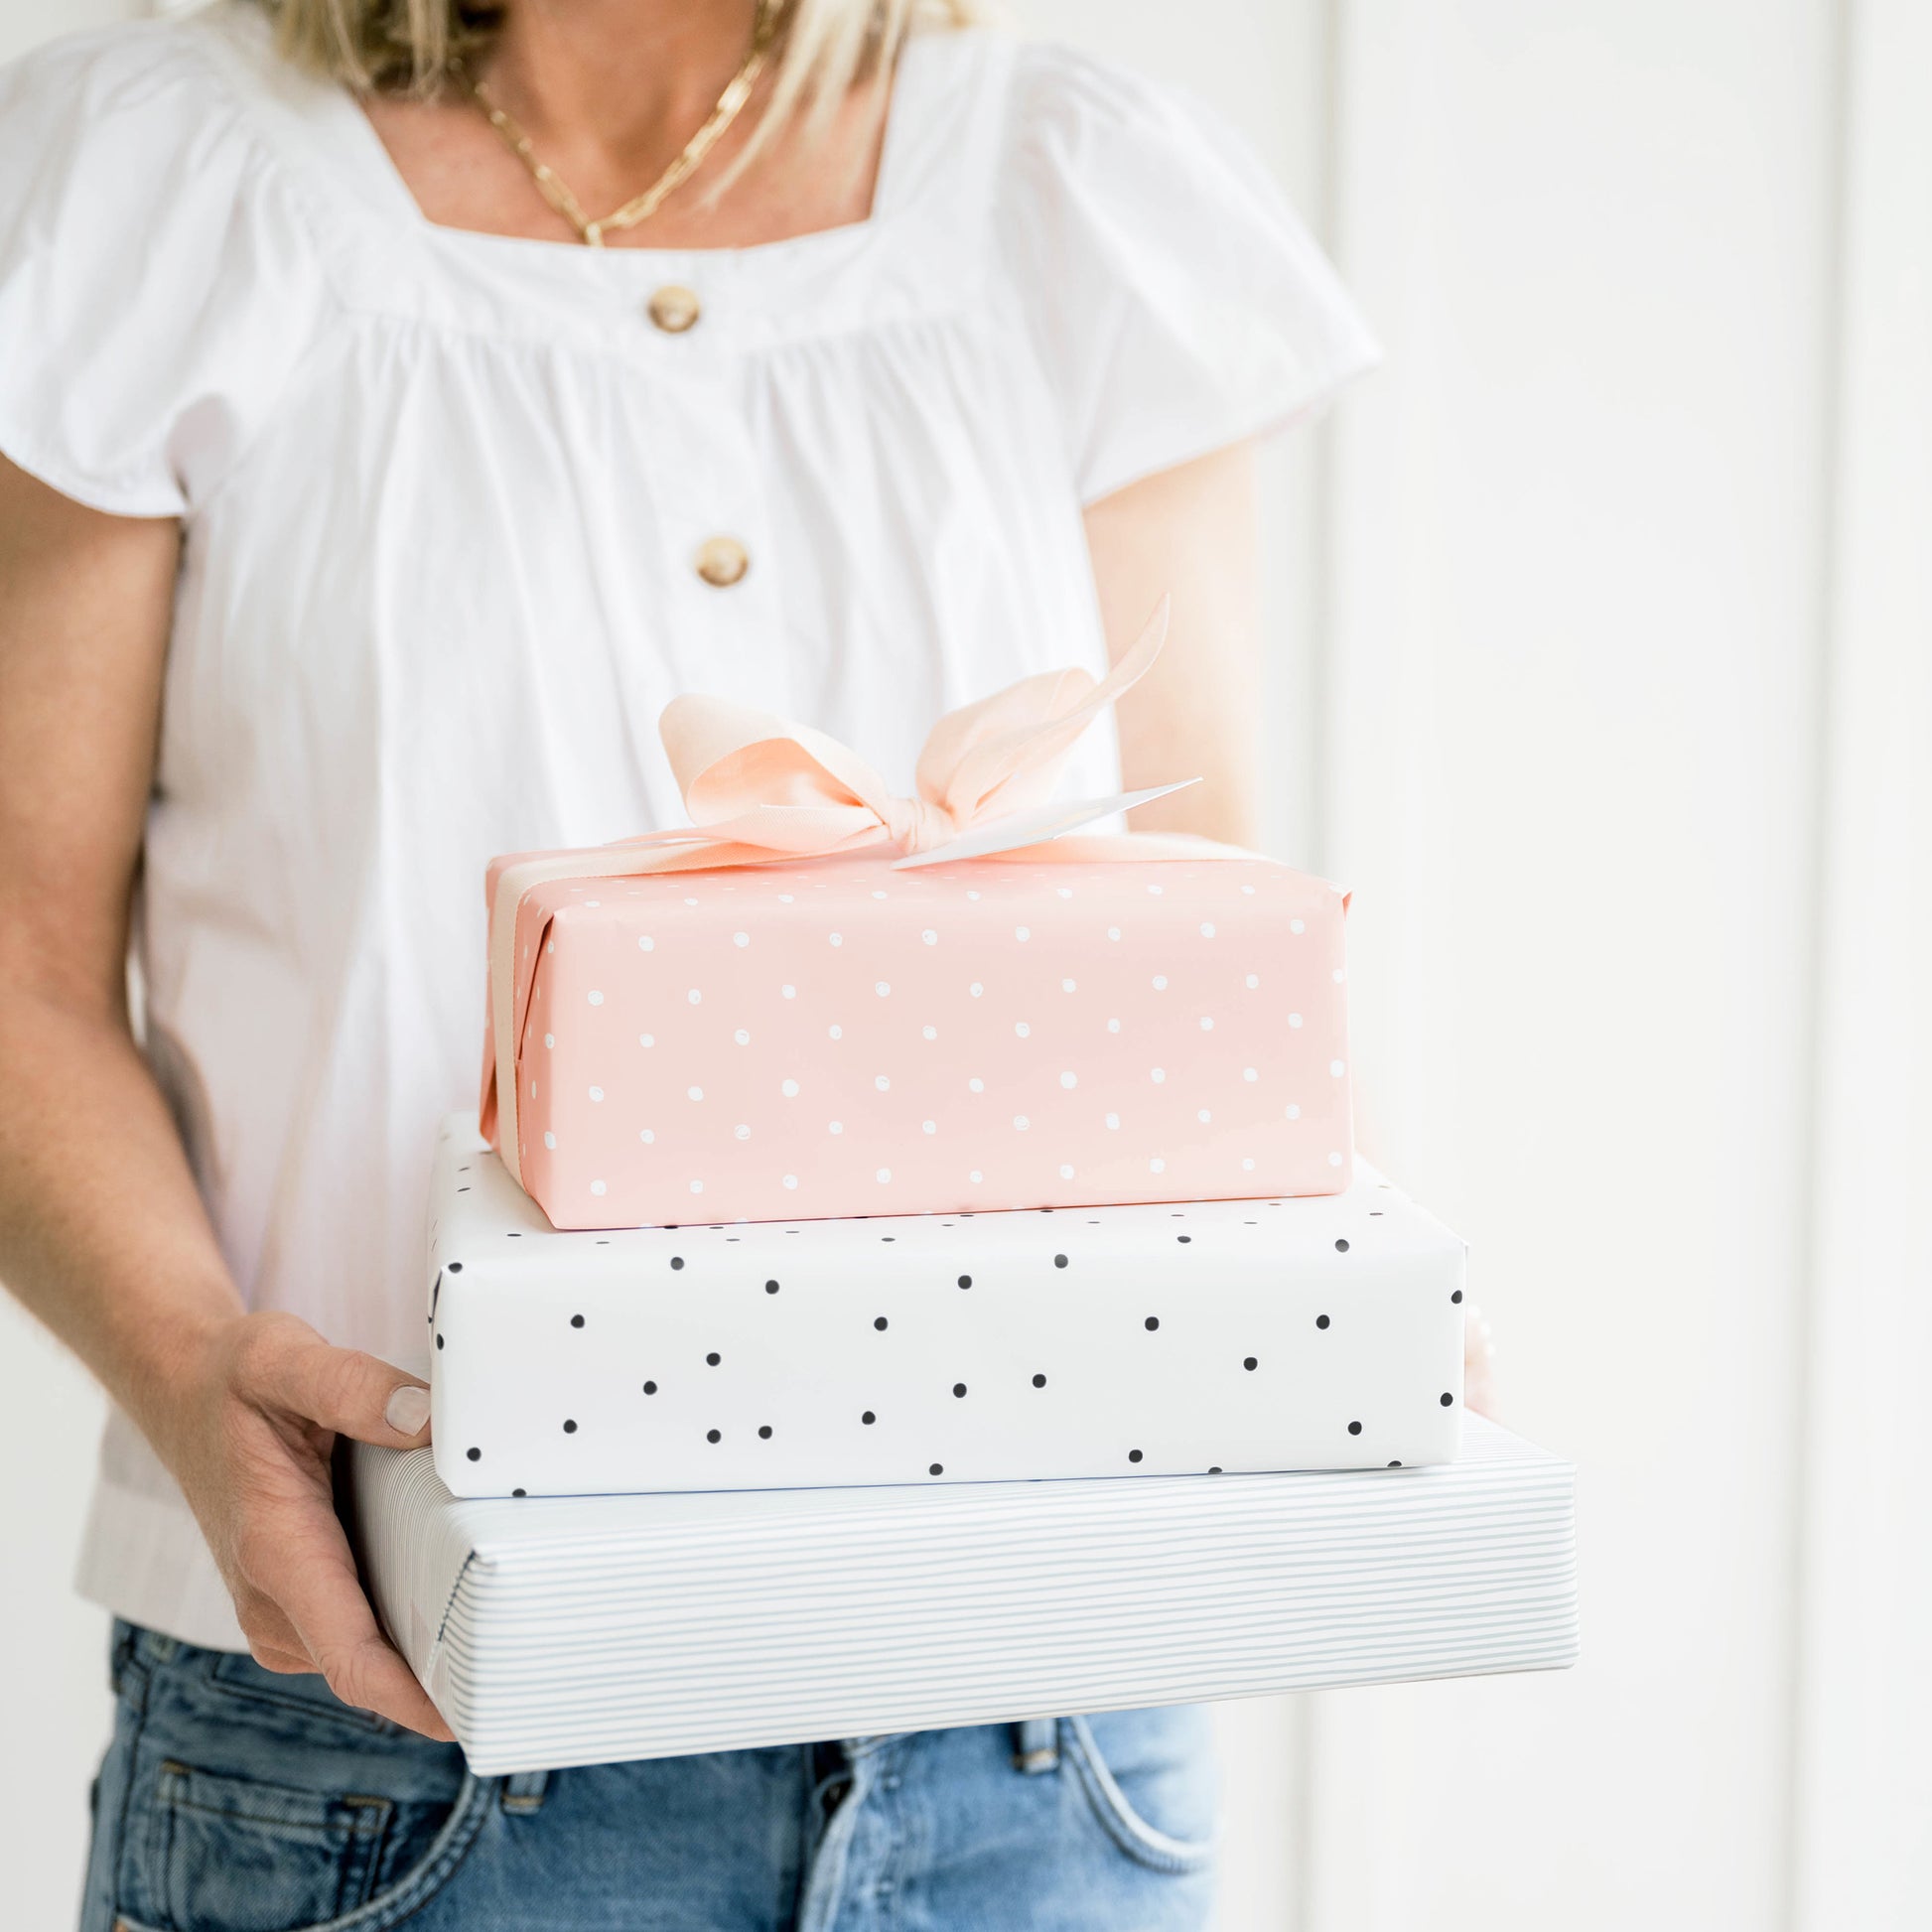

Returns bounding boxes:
[328,27,941,266]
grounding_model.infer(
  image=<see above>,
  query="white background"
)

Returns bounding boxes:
[3,1,1927,1928]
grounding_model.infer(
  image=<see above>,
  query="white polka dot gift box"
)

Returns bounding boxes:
[426,1116,1464,1499]
[477,604,1352,1232]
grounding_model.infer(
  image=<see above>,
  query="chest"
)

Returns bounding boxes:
[165,303,1114,830]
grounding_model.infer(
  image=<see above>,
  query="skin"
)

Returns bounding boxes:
[2,0,1474,1742]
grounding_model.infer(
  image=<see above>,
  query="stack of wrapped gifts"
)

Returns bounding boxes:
[349,621,1577,1772]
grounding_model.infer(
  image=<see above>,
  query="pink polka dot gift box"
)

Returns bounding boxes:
[478,606,1351,1232]
[483,849,1350,1232]
[425,1116,1463,1500]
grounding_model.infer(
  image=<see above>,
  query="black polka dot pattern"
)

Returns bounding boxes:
[430,1132,1466,1494]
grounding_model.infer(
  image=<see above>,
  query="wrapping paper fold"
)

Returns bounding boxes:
[426,1117,1458,1498]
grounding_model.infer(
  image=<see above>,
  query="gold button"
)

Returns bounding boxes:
[647,285,701,334]
[694,535,750,588]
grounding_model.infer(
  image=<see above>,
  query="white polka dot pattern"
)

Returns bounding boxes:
[496,855,1351,1231]
[426,1119,1458,1500]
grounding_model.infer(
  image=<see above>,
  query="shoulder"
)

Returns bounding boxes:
[0,3,340,517]
[981,37,1308,299]
[0,1,344,270]
[984,36,1305,275]
[963,36,1377,505]
[0,6,249,143]
[998,38,1235,181]
[893,30,1222,213]
[0,2,338,212]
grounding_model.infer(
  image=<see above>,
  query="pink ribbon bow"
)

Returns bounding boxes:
[616,596,1171,868]
[483,601,1188,1177]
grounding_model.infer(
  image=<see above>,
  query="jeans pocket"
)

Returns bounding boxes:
[159,1761,394,1930]
[1061,1711,1219,1875]
[118,1757,491,1932]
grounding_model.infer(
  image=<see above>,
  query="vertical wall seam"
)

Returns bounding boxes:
[1292,3,1347,1929]
[1306,0,1347,888]
[1780,0,1858,1926]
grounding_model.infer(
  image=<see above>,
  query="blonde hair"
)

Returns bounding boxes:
[257,1,982,135]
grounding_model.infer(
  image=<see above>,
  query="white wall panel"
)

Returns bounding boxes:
[1303,4,1837,1928]
[1789,2,1932,1924]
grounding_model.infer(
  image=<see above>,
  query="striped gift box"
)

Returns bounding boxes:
[347,1415,1577,1774]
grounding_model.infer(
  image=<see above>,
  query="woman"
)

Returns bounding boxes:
[0,1,1376,1926]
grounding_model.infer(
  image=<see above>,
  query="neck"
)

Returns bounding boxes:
[482,1,764,170]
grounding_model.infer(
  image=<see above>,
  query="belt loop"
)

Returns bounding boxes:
[109,1621,140,1701]
[500,1768,551,1812]
[1011,1718,1059,1775]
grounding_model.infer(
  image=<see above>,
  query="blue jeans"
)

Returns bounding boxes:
[84,1623,1217,1930]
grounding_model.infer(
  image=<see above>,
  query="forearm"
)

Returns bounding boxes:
[0,990,242,1456]
[1084,441,1264,847]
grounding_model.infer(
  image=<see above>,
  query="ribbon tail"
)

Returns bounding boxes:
[932,597,1172,822]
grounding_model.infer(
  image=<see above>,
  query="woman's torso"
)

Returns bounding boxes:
[0,0,1373,1645]
[141,5,1115,1374]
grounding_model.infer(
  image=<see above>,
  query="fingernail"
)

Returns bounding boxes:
[385,1385,431,1436]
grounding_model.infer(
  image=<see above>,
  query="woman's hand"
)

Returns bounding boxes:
[148,1311,454,1740]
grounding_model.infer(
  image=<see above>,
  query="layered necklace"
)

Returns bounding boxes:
[456,0,783,247]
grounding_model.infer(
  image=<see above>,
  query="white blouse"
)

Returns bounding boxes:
[0,1,1374,1649]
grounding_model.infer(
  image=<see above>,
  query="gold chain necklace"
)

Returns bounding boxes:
[456,1,781,247]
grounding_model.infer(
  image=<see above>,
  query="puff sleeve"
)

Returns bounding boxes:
[0,23,330,518]
[1000,43,1379,505]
